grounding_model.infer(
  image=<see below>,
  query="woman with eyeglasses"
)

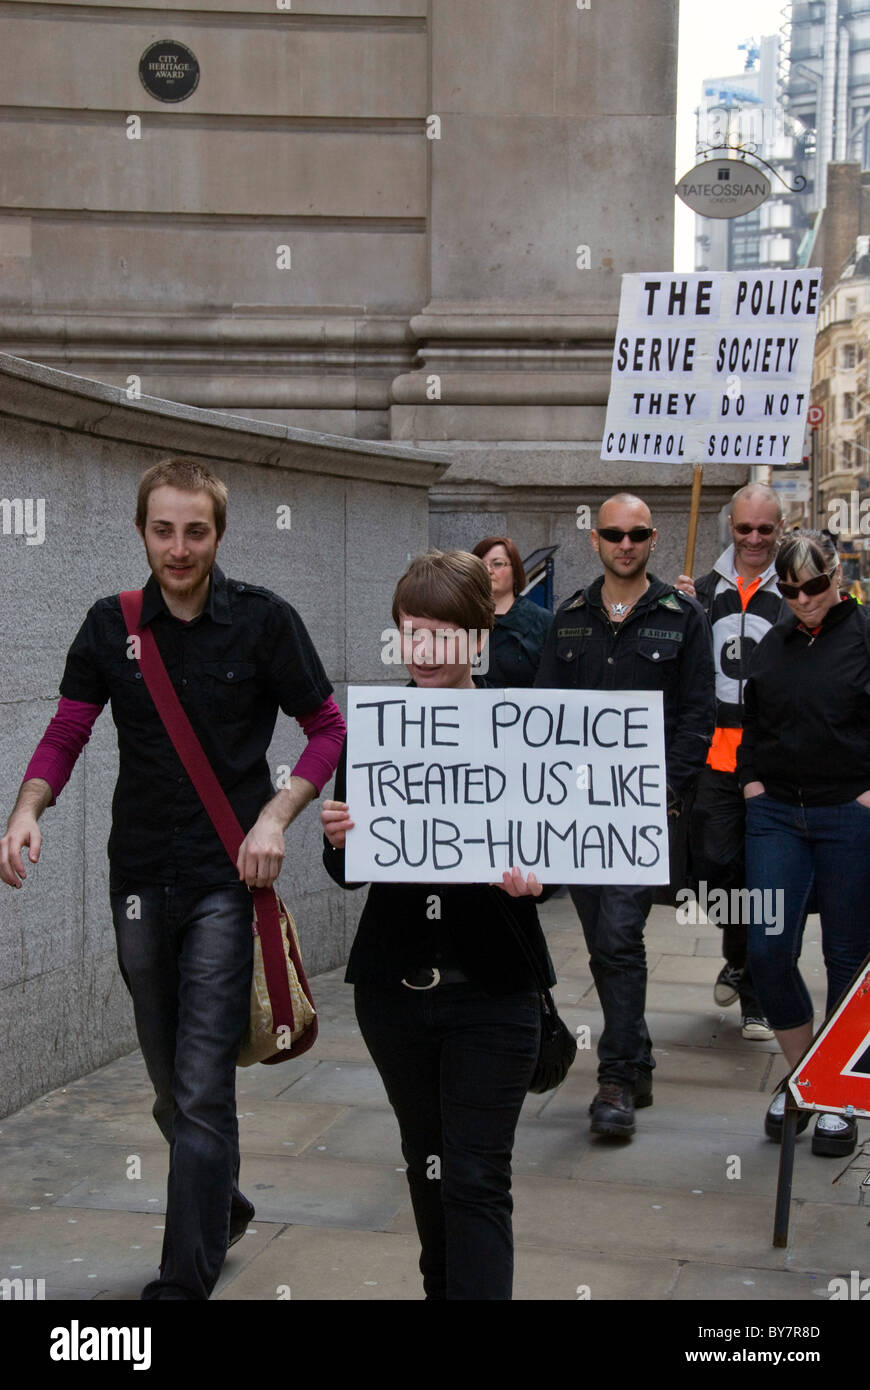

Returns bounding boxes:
[471,536,552,687]
[738,530,870,1158]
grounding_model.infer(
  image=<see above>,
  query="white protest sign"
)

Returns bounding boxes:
[601,269,822,465]
[344,686,669,885]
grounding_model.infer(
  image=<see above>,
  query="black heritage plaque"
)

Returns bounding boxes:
[139,41,200,103]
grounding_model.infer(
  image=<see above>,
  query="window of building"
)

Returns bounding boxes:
[728,211,761,269]
[843,344,857,369]
[846,296,858,318]
[843,441,853,467]
[843,393,855,420]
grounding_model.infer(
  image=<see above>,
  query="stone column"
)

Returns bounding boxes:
[390,0,679,443]
[390,0,744,591]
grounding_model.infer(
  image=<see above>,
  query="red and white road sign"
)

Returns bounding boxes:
[807,404,824,426]
[789,955,870,1117]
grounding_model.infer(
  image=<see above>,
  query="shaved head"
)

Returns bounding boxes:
[592,494,656,584]
[730,483,782,520]
[728,484,784,578]
[597,493,651,528]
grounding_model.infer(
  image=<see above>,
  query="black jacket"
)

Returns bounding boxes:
[737,597,870,805]
[534,574,715,797]
[323,739,557,993]
[484,595,553,687]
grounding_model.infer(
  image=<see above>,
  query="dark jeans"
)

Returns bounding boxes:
[689,765,763,1014]
[110,881,254,1300]
[354,982,540,1301]
[568,885,654,1088]
[745,794,870,1031]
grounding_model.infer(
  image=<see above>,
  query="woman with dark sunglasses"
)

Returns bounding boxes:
[738,530,870,1157]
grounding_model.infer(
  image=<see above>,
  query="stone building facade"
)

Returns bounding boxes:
[0,0,741,599]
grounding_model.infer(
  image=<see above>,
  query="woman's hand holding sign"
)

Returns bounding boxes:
[494,867,543,898]
[322,798,354,849]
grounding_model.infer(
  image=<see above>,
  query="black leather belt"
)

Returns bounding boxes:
[401,966,469,990]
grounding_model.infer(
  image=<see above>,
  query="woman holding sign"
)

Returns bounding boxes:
[321,550,557,1300]
[739,530,870,1157]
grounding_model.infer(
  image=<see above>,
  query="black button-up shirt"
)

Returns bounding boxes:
[59,565,332,887]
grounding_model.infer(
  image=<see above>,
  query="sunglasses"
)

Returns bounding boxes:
[775,567,837,599]
[596,527,654,543]
[733,523,777,536]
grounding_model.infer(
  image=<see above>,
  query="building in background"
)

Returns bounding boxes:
[812,234,870,579]
[694,33,812,274]
[0,0,737,610]
[783,0,870,213]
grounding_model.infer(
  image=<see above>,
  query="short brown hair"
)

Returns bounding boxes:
[392,550,495,632]
[471,535,526,595]
[136,457,228,539]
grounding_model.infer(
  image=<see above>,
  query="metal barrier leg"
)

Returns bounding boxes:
[773,1103,799,1247]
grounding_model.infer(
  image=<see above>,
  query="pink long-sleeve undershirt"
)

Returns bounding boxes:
[24,694,346,803]
[24,697,103,805]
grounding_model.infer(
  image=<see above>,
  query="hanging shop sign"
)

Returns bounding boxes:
[676,158,771,219]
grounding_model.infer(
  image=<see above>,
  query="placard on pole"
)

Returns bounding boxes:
[601,268,822,573]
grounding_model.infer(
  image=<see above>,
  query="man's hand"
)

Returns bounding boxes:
[0,779,52,888]
[743,781,766,799]
[493,867,542,898]
[237,809,285,888]
[675,574,696,598]
[321,799,354,849]
[857,790,870,808]
[236,775,316,888]
[0,813,41,888]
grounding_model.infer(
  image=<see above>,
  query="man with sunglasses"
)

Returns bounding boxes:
[535,493,715,1137]
[676,484,786,1045]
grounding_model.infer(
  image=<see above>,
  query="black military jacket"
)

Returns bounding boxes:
[534,573,715,797]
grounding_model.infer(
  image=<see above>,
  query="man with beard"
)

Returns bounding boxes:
[0,457,345,1298]
[535,493,714,1137]
[676,484,786,1042]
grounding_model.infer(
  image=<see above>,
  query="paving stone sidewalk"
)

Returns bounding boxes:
[1,897,866,1301]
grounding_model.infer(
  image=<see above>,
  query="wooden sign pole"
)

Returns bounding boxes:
[683,463,704,577]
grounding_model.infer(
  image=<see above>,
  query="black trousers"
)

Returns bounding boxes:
[569,884,654,1087]
[111,881,254,1300]
[688,765,762,1013]
[354,982,540,1300]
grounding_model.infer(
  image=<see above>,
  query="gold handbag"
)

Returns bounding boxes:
[239,891,318,1066]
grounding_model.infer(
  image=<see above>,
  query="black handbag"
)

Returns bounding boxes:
[493,893,577,1093]
[530,986,578,1093]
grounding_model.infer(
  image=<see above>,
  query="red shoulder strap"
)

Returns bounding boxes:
[118,589,301,1033]
[119,590,242,862]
